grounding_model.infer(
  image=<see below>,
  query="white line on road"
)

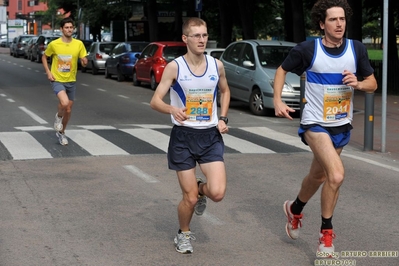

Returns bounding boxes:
[97,88,106,92]
[118,95,129,99]
[0,132,52,160]
[18,106,48,124]
[123,165,159,183]
[0,94,6,97]
[66,129,129,156]
[81,83,89,87]
[7,99,15,102]
[342,152,399,173]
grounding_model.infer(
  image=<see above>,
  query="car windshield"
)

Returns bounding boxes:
[21,36,33,43]
[257,45,292,68]
[129,43,148,52]
[100,43,118,54]
[163,46,187,62]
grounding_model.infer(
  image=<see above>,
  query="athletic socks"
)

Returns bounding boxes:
[291,196,307,215]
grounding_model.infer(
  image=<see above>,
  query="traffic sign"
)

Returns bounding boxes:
[195,0,202,12]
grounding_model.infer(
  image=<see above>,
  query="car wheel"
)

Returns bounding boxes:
[150,73,158,90]
[116,67,125,82]
[92,63,99,75]
[249,88,271,116]
[30,53,34,62]
[81,66,87,73]
[105,67,111,79]
[36,53,41,63]
[132,71,141,86]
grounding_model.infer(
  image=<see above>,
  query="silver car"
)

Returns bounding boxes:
[220,40,300,116]
[82,42,118,75]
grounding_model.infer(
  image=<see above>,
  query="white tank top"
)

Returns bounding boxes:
[170,55,219,129]
[302,38,356,127]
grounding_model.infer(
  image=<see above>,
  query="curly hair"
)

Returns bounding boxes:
[311,0,353,31]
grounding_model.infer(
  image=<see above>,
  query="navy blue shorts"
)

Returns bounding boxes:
[298,125,351,148]
[168,126,225,171]
[51,81,76,101]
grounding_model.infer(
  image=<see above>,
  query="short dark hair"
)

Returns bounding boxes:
[182,17,207,35]
[311,0,353,31]
[60,17,75,28]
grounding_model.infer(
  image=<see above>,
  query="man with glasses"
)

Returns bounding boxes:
[150,17,230,254]
[42,17,88,145]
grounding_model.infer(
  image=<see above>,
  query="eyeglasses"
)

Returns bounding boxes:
[185,33,209,40]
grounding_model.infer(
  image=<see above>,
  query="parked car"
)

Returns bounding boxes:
[82,41,118,74]
[10,34,36,58]
[105,41,149,81]
[133,41,187,90]
[77,39,94,69]
[30,34,60,63]
[0,37,12,48]
[204,48,225,59]
[219,39,300,116]
[23,36,38,59]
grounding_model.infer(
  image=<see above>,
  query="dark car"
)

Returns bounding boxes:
[77,39,94,69]
[104,41,149,82]
[82,41,118,74]
[30,34,60,63]
[133,41,187,90]
[24,36,38,59]
[10,34,36,58]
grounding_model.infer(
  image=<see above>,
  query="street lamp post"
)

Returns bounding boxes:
[275,16,282,41]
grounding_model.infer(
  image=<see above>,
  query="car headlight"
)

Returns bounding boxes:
[269,79,294,93]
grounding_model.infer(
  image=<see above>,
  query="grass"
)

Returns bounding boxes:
[367,49,383,60]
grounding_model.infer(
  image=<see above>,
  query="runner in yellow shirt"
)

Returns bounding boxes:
[42,17,88,145]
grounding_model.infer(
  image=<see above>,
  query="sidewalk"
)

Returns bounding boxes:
[351,91,399,162]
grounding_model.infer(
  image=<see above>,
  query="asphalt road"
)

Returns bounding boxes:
[0,53,398,266]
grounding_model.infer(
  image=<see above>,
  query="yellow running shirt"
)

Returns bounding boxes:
[45,38,87,82]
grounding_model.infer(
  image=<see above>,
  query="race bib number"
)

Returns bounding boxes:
[323,85,353,121]
[57,54,72,72]
[186,88,213,122]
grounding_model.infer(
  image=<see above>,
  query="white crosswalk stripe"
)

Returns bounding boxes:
[0,132,52,160]
[222,134,275,153]
[0,125,308,161]
[121,128,170,153]
[66,130,129,156]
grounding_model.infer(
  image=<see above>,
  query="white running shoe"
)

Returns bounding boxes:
[54,113,63,132]
[56,131,68,146]
[317,229,336,258]
[283,200,303,240]
[194,177,207,216]
[174,231,195,254]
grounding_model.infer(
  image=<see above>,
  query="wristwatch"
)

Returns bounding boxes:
[219,116,228,125]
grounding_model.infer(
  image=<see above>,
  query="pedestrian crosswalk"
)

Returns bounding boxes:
[0,124,310,161]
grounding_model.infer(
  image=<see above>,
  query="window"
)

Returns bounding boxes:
[222,43,244,65]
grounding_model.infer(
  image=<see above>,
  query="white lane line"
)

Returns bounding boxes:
[81,83,89,87]
[121,128,169,152]
[240,127,310,151]
[135,124,172,129]
[19,106,48,124]
[123,165,159,183]
[118,95,129,99]
[77,125,116,130]
[66,130,129,156]
[0,94,6,97]
[97,88,106,92]
[7,99,15,102]
[223,134,275,153]
[342,152,399,173]
[15,126,53,131]
[0,132,52,160]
